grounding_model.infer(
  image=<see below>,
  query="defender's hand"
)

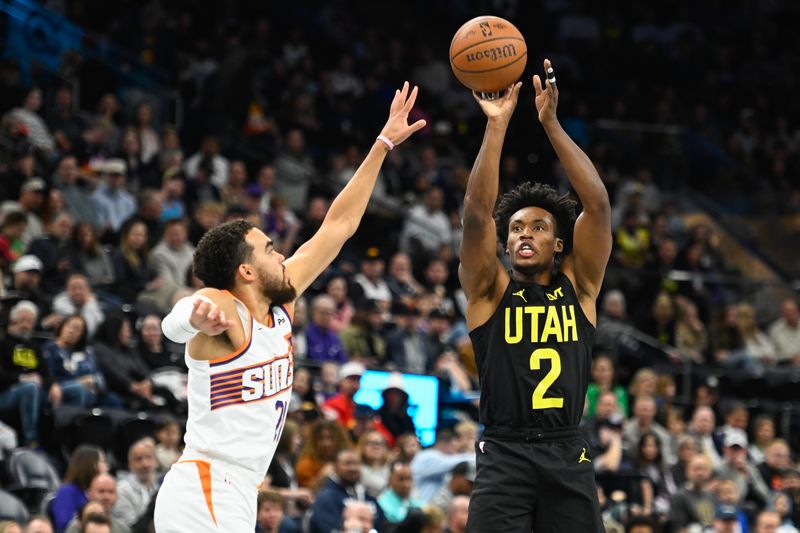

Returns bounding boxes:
[379,81,427,148]
[190,298,236,336]
[472,82,522,125]
[533,58,559,126]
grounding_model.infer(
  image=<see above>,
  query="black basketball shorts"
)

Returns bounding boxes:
[466,426,604,532]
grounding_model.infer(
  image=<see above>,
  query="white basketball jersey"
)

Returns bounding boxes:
[183,294,294,475]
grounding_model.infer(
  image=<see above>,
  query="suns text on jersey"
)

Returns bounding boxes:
[241,356,293,402]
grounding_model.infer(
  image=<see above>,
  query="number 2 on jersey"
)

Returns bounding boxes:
[274,400,288,442]
[530,348,564,409]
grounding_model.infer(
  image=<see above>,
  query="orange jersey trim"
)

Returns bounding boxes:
[179,459,217,526]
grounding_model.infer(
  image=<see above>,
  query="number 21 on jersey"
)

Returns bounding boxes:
[530,348,564,409]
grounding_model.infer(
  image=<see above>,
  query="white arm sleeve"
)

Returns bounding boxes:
[161,295,213,344]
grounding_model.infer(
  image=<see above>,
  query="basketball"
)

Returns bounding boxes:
[449,16,527,93]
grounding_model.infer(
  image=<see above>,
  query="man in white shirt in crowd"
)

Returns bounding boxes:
[114,438,160,527]
[768,298,800,366]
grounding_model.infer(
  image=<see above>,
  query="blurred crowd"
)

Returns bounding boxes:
[0,0,799,532]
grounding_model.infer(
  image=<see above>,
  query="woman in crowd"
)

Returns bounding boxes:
[325,275,354,332]
[750,415,776,465]
[357,430,391,498]
[42,315,118,408]
[111,220,161,304]
[67,222,116,298]
[266,420,315,518]
[295,419,352,489]
[635,432,676,520]
[50,444,108,533]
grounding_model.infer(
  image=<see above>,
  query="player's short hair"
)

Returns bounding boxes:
[494,182,577,251]
[193,219,255,289]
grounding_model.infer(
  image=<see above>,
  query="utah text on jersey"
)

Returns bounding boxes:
[209,331,294,411]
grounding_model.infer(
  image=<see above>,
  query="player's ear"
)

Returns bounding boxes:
[555,238,564,253]
[238,263,256,281]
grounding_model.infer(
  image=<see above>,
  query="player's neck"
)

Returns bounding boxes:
[511,267,553,286]
[231,285,273,324]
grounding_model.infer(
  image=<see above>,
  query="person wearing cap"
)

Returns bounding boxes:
[715,427,771,509]
[0,300,61,446]
[16,177,47,246]
[377,460,423,524]
[323,361,366,430]
[1,254,51,327]
[352,248,392,307]
[91,159,136,234]
[377,373,416,440]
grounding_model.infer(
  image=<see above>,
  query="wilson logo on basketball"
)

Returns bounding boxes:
[465,44,518,63]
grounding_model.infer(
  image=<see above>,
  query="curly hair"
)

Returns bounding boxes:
[494,182,578,254]
[193,219,254,289]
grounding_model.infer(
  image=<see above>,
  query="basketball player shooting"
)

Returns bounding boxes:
[460,59,611,532]
[153,82,425,532]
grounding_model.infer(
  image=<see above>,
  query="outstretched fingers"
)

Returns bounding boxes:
[402,85,419,113]
[533,74,544,95]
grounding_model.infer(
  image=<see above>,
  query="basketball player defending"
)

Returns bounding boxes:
[461,59,611,531]
[153,83,425,532]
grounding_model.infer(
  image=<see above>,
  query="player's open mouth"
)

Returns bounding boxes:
[517,243,535,258]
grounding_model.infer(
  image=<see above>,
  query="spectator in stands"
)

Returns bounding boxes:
[64,474,128,533]
[131,103,160,168]
[66,223,115,295]
[716,401,749,441]
[113,438,159,527]
[123,189,163,250]
[713,477,748,533]
[51,156,97,230]
[753,510,782,533]
[386,253,423,307]
[715,428,771,511]
[296,419,352,489]
[110,221,160,305]
[377,374,415,440]
[385,302,427,374]
[91,160,136,235]
[42,315,117,408]
[638,292,677,348]
[322,362,365,431]
[93,312,169,410]
[670,453,716,532]
[768,298,800,366]
[14,178,47,247]
[24,516,53,533]
[117,128,155,192]
[0,522,21,533]
[352,249,391,308]
[339,500,378,533]
[51,274,104,337]
[46,85,84,157]
[585,354,629,418]
[273,129,315,213]
[51,445,108,533]
[736,302,777,368]
[146,218,194,310]
[635,432,676,519]
[429,461,474,512]
[184,136,229,189]
[411,429,474,504]
[187,201,224,246]
[0,211,28,273]
[79,513,111,533]
[136,314,184,371]
[305,295,347,364]
[324,275,354,333]
[308,448,381,533]
[1,255,51,327]
[688,405,723,468]
[675,297,709,364]
[26,211,74,297]
[624,396,674,466]
[444,495,469,533]
[395,433,422,464]
[421,258,459,320]
[9,88,55,156]
[255,490,298,533]
[266,420,315,516]
[628,368,659,409]
[357,430,391,499]
[339,300,387,365]
[219,160,247,210]
[750,415,776,465]
[153,418,181,474]
[583,391,625,478]
[614,208,651,269]
[378,460,422,524]
[759,440,792,492]
[784,469,800,529]
[0,300,60,445]
[399,186,451,261]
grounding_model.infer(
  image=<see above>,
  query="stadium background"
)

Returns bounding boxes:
[0,0,799,531]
